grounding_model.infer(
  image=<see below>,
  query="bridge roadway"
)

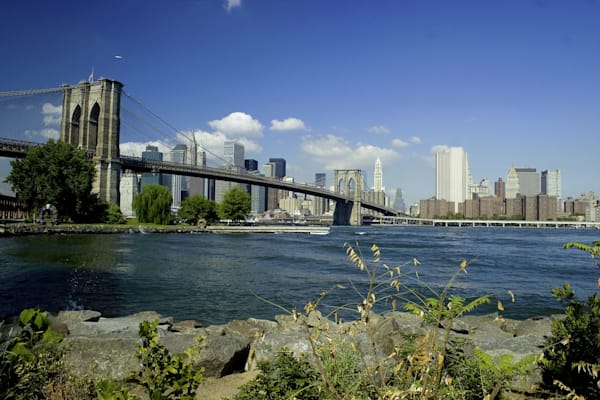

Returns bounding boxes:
[0,137,398,216]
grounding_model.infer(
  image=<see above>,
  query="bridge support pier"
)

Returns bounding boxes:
[60,79,123,205]
[334,169,363,226]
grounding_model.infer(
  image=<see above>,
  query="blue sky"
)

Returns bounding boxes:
[1,0,599,205]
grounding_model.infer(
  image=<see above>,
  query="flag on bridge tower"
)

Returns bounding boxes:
[87,68,94,82]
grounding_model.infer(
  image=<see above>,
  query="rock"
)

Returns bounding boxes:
[57,310,102,323]
[169,319,202,333]
[53,309,556,396]
[61,336,139,380]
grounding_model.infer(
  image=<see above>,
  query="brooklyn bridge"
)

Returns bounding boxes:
[0,79,398,225]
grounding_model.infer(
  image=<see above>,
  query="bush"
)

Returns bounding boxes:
[104,203,126,224]
[128,320,205,400]
[232,349,321,400]
[540,241,600,398]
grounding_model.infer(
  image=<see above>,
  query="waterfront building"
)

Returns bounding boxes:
[435,147,470,212]
[419,198,455,219]
[409,202,420,217]
[541,169,561,212]
[494,177,506,200]
[479,196,504,218]
[515,168,540,196]
[565,192,598,219]
[279,197,302,215]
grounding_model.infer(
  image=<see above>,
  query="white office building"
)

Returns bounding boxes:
[435,146,470,211]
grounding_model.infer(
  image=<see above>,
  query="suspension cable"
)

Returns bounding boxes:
[0,86,64,97]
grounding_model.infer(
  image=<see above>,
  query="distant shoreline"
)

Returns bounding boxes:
[0,222,330,237]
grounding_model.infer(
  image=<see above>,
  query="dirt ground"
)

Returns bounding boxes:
[196,370,260,400]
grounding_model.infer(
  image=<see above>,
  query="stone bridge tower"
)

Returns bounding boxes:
[334,169,363,225]
[60,79,122,204]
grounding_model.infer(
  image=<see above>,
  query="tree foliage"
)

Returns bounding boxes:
[177,194,218,225]
[5,139,101,222]
[541,241,600,398]
[132,184,173,224]
[219,186,251,222]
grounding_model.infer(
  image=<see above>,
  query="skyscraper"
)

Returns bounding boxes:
[515,168,540,196]
[542,169,561,212]
[216,141,245,203]
[435,146,470,211]
[541,169,561,198]
[374,156,383,192]
[506,167,519,199]
[268,158,286,178]
[224,141,245,168]
[170,144,188,208]
[315,173,326,187]
[494,177,506,200]
[140,145,164,189]
[393,188,406,213]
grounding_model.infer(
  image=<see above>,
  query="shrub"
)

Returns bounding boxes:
[232,349,321,400]
[127,319,205,400]
[0,308,67,399]
[540,241,600,399]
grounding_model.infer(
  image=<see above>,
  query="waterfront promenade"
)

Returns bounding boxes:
[372,215,600,229]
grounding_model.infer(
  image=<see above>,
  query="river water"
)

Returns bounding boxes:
[1,226,598,325]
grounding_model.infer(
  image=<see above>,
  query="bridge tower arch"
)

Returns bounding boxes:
[60,79,123,204]
[333,169,363,225]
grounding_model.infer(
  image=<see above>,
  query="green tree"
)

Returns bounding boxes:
[132,184,173,224]
[177,194,218,225]
[219,186,251,222]
[4,139,101,222]
[104,203,126,224]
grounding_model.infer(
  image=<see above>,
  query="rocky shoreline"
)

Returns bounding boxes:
[1,309,559,397]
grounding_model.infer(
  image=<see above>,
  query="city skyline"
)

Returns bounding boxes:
[1,1,599,205]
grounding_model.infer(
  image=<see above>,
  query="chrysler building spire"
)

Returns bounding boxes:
[374,156,383,192]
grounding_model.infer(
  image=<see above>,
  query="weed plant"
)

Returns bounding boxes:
[237,242,529,400]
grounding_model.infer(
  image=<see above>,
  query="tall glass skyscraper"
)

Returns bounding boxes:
[268,158,286,178]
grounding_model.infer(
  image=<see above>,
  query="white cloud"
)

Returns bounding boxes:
[430,144,449,154]
[368,125,390,135]
[24,128,59,140]
[410,136,422,144]
[120,141,171,157]
[208,112,264,138]
[42,102,62,126]
[392,138,409,148]
[225,0,241,12]
[270,118,307,132]
[300,134,399,171]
